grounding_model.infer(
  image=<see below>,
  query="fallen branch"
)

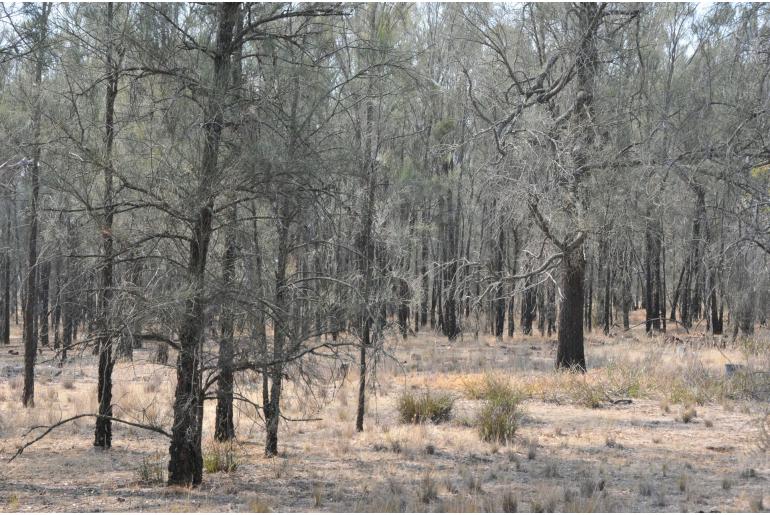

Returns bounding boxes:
[9,413,171,463]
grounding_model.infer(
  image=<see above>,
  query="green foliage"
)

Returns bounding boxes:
[136,453,165,484]
[203,440,238,473]
[432,118,455,142]
[476,387,523,444]
[397,390,454,424]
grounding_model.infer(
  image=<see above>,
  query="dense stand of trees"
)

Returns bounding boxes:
[0,2,769,486]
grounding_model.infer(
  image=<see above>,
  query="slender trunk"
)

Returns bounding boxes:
[214,5,243,442]
[95,2,120,449]
[168,2,237,486]
[22,3,50,408]
[38,260,49,346]
[214,205,237,441]
[493,226,505,338]
[52,258,61,349]
[266,222,288,456]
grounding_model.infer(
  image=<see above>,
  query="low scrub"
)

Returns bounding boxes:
[397,390,454,424]
[476,386,523,444]
[137,453,165,484]
[463,373,516,401]
[203,440,238,473]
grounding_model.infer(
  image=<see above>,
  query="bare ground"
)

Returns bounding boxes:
[0,312,769,512]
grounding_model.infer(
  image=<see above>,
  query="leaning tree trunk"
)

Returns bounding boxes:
[168,2,238,486]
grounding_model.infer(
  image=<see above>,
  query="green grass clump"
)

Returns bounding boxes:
[203,440,239,473]
[476,384,523,444]
[397,390,454,424]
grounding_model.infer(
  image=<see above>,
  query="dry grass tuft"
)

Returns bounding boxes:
[397,390,454,424]
[246,496,271,512]
[136,452,165,485]
[203,439,238,473]
[476,384,523,444]
[680,406,697,423]
[418,470,438,504]
[501,491,518,513]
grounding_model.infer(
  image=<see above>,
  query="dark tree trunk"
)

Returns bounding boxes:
[521,277,536,335]
[52,258,61,349]
[214,206,237,442]
[493,227,505,338]
[556,247,586,371]
[22,4,50,407]
[670,257,687,322]
[546,281,557,337]
[94,3,119,450]
[214,5,244,442]
[168,2,238,486]
[397,279,409,339]
[266,221,289,455]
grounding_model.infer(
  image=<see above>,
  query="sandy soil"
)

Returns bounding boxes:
[0,312,768,512]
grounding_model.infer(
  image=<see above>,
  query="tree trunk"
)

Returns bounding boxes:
[168,2,238,486]
[556,247,586,370]
[214,205,237,442]
[22,3,50,408]
[94,2,119,449]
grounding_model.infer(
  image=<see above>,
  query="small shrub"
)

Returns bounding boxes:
[542,460,559,478]
[419,471,438,504]
[397,391,453,424]
[531,487,559,513]
[638,481,654,497]
[740,467,757,479]
[464,373,515,400]
[312,483,323,508]
[62,378,75,390]
[463,469,484,494]
[137,453,165,484]
[677,474,687,493]
[424,444,436,455]
[203,440,238,473]
[246,496,271,512]
[680,406,697,423]
[501,491,518,513]
[580,477,605,498]
[704,419,714,428]
[721,478,732,490]
[6,493,19,511]
[527,438,538,460]
[476,389,523,444]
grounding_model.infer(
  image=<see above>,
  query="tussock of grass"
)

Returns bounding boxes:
[476,390,523,444]
[463,373,514,400]
[136,453,165,484]
[438,338,770,410]
[397,390,454,424]
[203,440,238,473]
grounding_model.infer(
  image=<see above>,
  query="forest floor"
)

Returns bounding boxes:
[0,311,769,512]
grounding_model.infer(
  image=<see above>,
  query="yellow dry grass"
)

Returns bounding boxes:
[0,313,768,512]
